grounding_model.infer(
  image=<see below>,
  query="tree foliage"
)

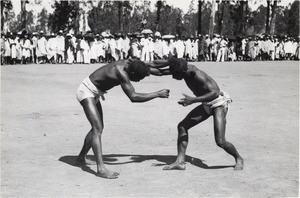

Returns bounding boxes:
[2,0,299,37]
[48,1,80,33]
[285,1,299,37]
[1,0,13,31]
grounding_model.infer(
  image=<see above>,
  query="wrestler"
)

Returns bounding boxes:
[155,58,244,171]
[76,59,170,179]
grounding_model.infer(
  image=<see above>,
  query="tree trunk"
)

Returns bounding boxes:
[156,1,162,31]
[266,0,271,34]
[198,0,202,35]
[118,1,122,32]
[270,0,277,35]
[21,0,27,29]
[209,0,216,37]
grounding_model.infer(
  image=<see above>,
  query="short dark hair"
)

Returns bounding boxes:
[128,60,150,79]
[169,57,188,74]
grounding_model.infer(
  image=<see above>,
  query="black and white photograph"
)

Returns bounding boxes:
[1,0,299,197]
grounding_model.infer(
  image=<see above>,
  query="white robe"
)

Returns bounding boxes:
[175,40,185,58]
[37,37,48,57]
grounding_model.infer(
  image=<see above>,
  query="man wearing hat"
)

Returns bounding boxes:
[153,32,163,59]
[56,30,65,63]
[37,31,48,64]
[21,33,31,64]
[47,33,57,63]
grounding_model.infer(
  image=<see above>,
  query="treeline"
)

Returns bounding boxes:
[1,0,299,37]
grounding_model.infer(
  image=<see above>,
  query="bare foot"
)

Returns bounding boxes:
[234,157,244,170]
[96,168,119,179]
[163,162,186,170]
[75,156,96,166]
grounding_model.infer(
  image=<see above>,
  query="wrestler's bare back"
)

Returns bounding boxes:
[89,59,130,91]
[184,64,220,99]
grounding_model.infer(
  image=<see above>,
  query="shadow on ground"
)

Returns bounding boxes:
[59,154,234,176]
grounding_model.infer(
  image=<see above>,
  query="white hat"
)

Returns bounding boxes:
[154,31,161,37]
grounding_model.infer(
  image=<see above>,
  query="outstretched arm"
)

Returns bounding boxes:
[150,67,171,76]
[144,59,169,69]
[117,68,170,102]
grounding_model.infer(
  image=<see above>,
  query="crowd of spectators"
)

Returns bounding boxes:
[1,30,299,65]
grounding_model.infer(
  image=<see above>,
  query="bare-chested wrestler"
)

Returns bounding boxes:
[76,59,170,179]
[154,58,244,171]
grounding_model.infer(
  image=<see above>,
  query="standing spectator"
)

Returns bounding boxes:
[115,33,123,60]
[22,33,31,64]
[75,34,83,63]
[284,37,294,60]
[36,31,48,64]
[191,36,198,61]
[15,32,22,64]
[184,36,192,61]
[153,32,163,59]
[241,37,247,60]
[122,34,130,59]
[148,35,154,61]
[31,32,38,64]
[81,35,91,64]
[162,37,172,59]
[261,36,269,61]
[294,37,300,60]
[131,35,141,59]
[274,38,281,60]
[140,33,151,61]
[1,33,4,64]
[3,33,11,65]
[9,33,17,65]
[56,30,65,63]
[228,41,237,61]
[255,36,261,61]
[217,36,228,62]
[210,34,219,61]
[108,34,117,62]
[98,35,106,63]
[205,34,211,61]
[65,33,75,64]
[247,37,256,61]
[198,35,206,61]
[47,33,57,63]
[174,36,185,59]
[90,34,99,63]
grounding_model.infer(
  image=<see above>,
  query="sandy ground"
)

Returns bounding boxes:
[1,61,299,197]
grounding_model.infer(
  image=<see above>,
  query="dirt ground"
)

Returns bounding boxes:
[1,61,299,197]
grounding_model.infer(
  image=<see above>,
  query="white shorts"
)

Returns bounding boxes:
[76,76,105,102]
[202,91,232,115]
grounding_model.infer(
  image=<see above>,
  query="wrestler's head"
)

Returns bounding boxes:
[169,57,188,80]
[128,60,150,82]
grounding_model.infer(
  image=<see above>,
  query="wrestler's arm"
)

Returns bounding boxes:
[179,76,220,106]
[117,68,169,102]
[150,67,171,76]
[144,59,169,68]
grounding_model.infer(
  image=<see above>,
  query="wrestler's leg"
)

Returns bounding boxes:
[77,98,118,179]
[213,106,244,170]
[163,105,210,170]
[77,100,104,163]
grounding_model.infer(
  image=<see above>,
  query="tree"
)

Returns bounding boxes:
[183,0,197,36]
[37,8,48,33]
[252,5,267,34]
[269,0,278,35]
[274,5,287,36]
[201,1,212,35]
[155,1,162,31]
[285,0,300,37]
[1,0,13,31]
[48,1,80,33]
